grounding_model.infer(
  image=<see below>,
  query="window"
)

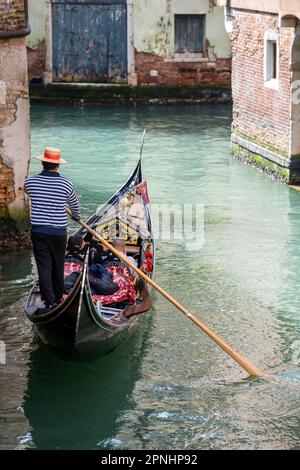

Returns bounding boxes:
[175,15,205,54]
[0,1,11,9]
[264,32,279,89]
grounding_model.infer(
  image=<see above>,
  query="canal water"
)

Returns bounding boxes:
[1,105,300,450]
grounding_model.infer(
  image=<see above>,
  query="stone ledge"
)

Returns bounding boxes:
[231,140,290,184]
[231,134,290,168]
[164,57,211,63]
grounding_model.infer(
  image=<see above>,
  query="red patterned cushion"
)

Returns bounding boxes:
[63,262,83,300]
[64,262,82,277]
[92,266,137,306]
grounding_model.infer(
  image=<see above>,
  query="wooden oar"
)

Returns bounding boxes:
[67,208,264,377]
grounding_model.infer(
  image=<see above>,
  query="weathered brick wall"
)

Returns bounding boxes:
[0,0,30,245]
[135,51,231,86]
[0,1,27,214]
[0,138,15,209]
[230,10,294,156]
[28,46,232,87]
[27,39,45,82]
[0,36,29,219]
[0,0,25,32]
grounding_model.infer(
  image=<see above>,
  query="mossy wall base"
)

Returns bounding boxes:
[230,134,300,185]
[29,83,232,105]
[231,142,290,184]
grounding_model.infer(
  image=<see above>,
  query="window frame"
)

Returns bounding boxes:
[174,14,206,56]
[264,31,280,90]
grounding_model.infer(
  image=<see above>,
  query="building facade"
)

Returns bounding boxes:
[0,0,31,246]
[221,0,300,183]
[27,0,231,87]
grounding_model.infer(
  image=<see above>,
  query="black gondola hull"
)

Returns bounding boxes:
[34,295,139,362]
[73,288,139,361]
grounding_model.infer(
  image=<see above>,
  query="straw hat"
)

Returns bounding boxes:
[35,147,67,164]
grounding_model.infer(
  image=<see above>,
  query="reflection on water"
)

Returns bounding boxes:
[0,252,34,450]
[22,318,151,450]
[0,105,300,449]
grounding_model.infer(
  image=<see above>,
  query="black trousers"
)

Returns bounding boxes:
[31,232,67,306]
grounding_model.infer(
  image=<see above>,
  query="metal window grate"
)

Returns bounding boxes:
[175,14,205,53]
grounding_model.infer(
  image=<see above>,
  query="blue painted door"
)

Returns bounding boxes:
[52,0,128,83]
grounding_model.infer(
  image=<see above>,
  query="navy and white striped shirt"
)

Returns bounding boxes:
[24,171,80,236]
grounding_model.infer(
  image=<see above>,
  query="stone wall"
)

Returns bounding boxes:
[0,0,26,32]
[0,2,31,248]
[26,0,46,81]
[0,141,15,210]
[27,39,45,82]
[230,10,293,158]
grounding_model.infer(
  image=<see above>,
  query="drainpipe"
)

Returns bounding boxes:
[0,0,31,38]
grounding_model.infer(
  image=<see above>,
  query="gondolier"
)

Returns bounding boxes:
[24,147,80,314]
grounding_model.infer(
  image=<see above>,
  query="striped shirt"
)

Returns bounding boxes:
[24,171,80,235]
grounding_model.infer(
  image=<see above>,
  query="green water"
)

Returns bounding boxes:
[1,104,300,450]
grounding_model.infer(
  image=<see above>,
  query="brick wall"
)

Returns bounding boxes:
[0,0,25,33]
[135,51,231,86]
[230,10,294,156]
[27,39,45,82]
[0,140,15,210]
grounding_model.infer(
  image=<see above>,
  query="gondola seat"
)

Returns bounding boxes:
[92,266,137,306]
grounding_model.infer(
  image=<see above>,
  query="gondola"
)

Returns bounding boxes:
[25,158,155,362]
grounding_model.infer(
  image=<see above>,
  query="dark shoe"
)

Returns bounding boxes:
[37,303,58,315]
[36,306,51,315]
